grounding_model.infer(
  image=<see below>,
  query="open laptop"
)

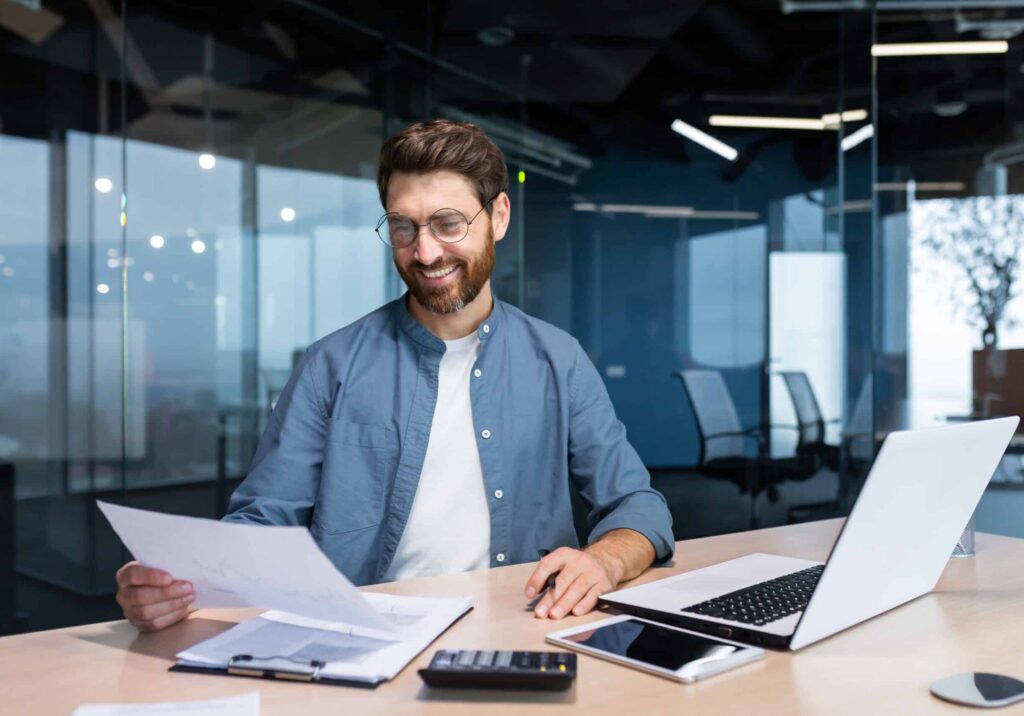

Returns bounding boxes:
[600,416,1018,650]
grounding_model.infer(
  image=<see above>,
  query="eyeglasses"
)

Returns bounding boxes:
[375,195,497,248]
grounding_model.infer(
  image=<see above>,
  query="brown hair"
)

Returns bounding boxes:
[377,119,508,210]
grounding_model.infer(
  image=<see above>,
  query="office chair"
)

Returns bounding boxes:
[675,369,812,528]
[780,370,875,521]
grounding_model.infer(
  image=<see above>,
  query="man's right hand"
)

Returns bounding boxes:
[115,561,194,632]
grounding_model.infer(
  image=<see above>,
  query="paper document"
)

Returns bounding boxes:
[177,592,473,685]
[97,501,394,632]
[72,692,258,716]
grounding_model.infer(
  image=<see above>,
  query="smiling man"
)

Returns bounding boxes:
[114,120,674,632]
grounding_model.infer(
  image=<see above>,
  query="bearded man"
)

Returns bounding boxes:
[114,120,674,632]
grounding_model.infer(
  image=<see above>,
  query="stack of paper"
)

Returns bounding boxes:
[98,502,473,686]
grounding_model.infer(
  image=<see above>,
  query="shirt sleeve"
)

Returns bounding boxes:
[567,342,675,563]
[223,349,328,526]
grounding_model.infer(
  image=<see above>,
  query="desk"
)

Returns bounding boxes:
[3,519,1023,715]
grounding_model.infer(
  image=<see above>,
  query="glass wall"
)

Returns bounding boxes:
[873,4,1024,537]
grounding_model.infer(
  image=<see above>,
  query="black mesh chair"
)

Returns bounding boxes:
[780,370,875,520]
[675,369,813,527]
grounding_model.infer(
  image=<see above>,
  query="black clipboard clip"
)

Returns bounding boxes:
[227,653,327,682]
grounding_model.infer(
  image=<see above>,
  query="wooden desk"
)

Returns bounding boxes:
[4,519,1024,715]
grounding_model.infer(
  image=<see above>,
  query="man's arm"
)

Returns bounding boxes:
[523,528,655,619]
[522,341,674,619]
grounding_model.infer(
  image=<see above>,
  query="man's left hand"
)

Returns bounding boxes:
[523,546,623,620]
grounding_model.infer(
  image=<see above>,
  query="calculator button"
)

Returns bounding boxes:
[495,651,513,668]
[456,650,476,667]
[476,650,496,667]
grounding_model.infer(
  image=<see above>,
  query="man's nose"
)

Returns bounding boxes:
[413,225,445,265]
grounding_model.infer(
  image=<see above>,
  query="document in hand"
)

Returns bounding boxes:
[175,592,473,686]
[99,501,402,631]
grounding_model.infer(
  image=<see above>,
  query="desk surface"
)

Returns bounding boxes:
[5,519,1024,715]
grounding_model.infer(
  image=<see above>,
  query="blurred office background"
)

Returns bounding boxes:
[3,0,1024,633]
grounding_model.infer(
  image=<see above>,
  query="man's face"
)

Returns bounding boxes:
[387,170,504,315]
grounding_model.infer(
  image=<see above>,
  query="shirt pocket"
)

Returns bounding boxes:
[313,421,392,534]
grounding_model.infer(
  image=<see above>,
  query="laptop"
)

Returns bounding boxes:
[600,416,1018,650]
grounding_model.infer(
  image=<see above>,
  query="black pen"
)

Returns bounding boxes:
[537,549,560,594]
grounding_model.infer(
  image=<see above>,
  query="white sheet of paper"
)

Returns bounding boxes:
[72,692,259,716]
[98,501,395,633]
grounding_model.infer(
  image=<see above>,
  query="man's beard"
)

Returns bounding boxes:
[396,232,495,315]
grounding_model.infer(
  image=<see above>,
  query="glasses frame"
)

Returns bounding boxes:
[375,194,499,249]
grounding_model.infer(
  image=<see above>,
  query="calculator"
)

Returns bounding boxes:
[418,649,577,690]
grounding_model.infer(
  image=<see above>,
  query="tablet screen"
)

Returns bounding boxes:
[561,618,742,671]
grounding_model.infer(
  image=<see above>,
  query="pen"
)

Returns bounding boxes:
[537,549,559,594]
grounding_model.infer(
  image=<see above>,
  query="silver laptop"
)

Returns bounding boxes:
[600,417,1018,650]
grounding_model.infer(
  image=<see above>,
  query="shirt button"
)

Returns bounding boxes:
[482,324,490,334]
[473,368,482,378]
[494,489,503,499]
[496,553,505,563]
[481,429,491,439]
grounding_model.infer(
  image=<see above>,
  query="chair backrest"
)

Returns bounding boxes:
[846,373,875,461]
[780,371,825,446]
[675,369,747,463]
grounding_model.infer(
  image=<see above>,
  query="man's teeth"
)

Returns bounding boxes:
[423,265,457,279]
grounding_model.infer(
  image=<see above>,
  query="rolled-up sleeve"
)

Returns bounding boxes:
[223,350,328,527]
[567,342,675,562]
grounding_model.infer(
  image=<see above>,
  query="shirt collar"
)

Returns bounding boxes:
[395,292,503,352]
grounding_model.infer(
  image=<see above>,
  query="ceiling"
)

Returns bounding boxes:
[2,0,1024,187]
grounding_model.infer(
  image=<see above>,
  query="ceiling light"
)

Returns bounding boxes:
[106,258,119,269]
[573,202,759,221]
[841,124,874,151]
[821,109,869,126]
[96,283,110,294]
[280,207,296,222]
[94,177,113,193]
[149,234,165,249]
[871,41,1008,57]
[670,119,738,162]
[478,26,515,47]
[198,153,216,170]
[143,271,155,282]
[875,181,965,192]
[0,254,5,264]
[1,266,12,277]
[711,115,826,131]
[191,239,207,254]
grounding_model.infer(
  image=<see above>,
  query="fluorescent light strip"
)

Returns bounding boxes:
[841,124,874,151]
[670,119,738,161]
[871,41,1008,57]
[573,203,759,221]
[822,109,869,126]
[710,115,826,131]
[875,181,965,192]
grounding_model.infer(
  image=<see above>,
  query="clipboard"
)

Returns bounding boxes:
[168,605,474,689]
[169,654,381,689]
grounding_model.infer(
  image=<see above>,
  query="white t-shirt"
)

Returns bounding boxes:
[383,332,490,581]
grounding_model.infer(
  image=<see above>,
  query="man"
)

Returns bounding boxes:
[115,120,674,632]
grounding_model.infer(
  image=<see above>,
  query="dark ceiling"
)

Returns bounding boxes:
[2,0,1023,185]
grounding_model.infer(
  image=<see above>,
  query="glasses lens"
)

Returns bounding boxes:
[430,210,469,242]
[380,214,416,247]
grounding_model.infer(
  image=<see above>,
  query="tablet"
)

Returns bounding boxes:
[546,614,765,684]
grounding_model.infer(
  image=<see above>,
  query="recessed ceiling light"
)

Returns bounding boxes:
[149,235,165,249]
[280,207,296,222]
[198,153,216,170]
[94,177,113,193]
[191,239,207,254]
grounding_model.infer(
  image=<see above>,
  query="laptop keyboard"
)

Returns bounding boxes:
[682,564,825,627]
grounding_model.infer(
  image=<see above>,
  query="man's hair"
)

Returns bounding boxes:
[377,119,509,210]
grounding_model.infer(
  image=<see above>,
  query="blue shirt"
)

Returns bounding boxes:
[224,295,675,585]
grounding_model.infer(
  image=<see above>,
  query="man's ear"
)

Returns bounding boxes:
[491,192,512,243]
